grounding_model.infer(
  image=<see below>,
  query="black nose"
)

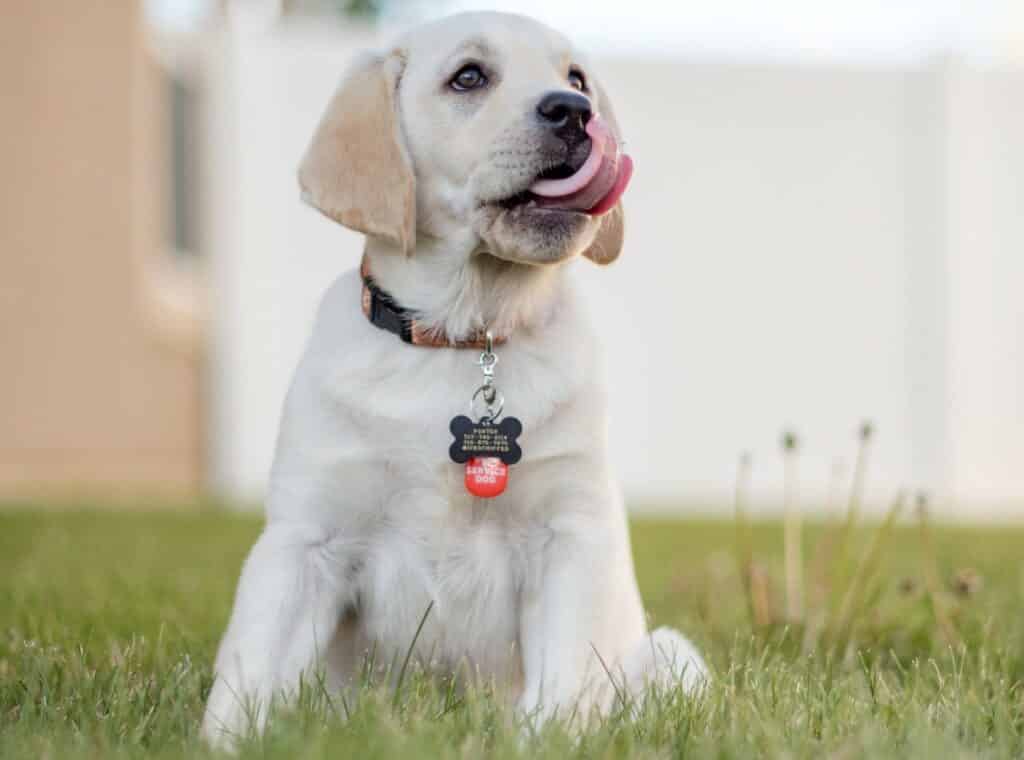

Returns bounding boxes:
[536,90,592,134]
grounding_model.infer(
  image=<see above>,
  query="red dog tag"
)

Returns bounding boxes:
[464,457,508,498]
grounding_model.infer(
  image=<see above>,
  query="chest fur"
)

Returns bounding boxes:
[356,509,542,681]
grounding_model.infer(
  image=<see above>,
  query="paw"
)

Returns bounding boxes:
[622,627,708,696]
[201,679,268,751]
[517,681,600,734]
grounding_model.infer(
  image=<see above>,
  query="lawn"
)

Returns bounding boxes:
[2,507,1023,758]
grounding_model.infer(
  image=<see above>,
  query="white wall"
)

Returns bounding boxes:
[942,66,1024,517]
[203,15,1024,517]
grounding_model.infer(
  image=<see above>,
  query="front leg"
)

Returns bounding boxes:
[201,521,356,748]
[517,505,646,725]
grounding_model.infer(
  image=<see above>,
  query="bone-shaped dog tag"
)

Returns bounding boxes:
[449,415,522,498]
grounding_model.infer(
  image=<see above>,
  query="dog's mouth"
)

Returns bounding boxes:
[494,115,633,217]
[536,162,583,182]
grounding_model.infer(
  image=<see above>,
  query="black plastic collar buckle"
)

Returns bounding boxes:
[365,278,414,344]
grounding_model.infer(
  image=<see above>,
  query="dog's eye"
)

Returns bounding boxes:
[568,69,587,92]
[450,64,488,91]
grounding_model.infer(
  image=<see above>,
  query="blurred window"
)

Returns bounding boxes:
[281,0,386,18]
[167,72,200,258]
[145,0,212,32]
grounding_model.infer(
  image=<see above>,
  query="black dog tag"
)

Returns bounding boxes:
[448,415,523,465]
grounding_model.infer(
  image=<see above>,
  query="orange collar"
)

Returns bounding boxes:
[360,257,507,349]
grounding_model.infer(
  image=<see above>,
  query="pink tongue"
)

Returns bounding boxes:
[528,116,632,216]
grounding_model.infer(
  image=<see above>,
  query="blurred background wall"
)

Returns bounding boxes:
[0,1,204,497]
[2,0,1021,517]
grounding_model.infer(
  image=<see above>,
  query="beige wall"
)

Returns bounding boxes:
[0,2,203,497]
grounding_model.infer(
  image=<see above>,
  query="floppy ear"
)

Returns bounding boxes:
[298,52,416,255]
[583,81,626,265]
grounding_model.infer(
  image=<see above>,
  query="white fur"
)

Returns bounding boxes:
[202,11,706,748]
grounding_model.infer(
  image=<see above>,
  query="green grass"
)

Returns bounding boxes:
[2,507,1023,758]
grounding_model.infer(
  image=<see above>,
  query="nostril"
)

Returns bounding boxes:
[536,91,592,128]
[544,105,568,126]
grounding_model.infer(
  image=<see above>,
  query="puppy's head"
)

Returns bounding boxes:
[299,12,629,267]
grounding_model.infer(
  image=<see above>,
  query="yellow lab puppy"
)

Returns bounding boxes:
[202,11,705,748]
